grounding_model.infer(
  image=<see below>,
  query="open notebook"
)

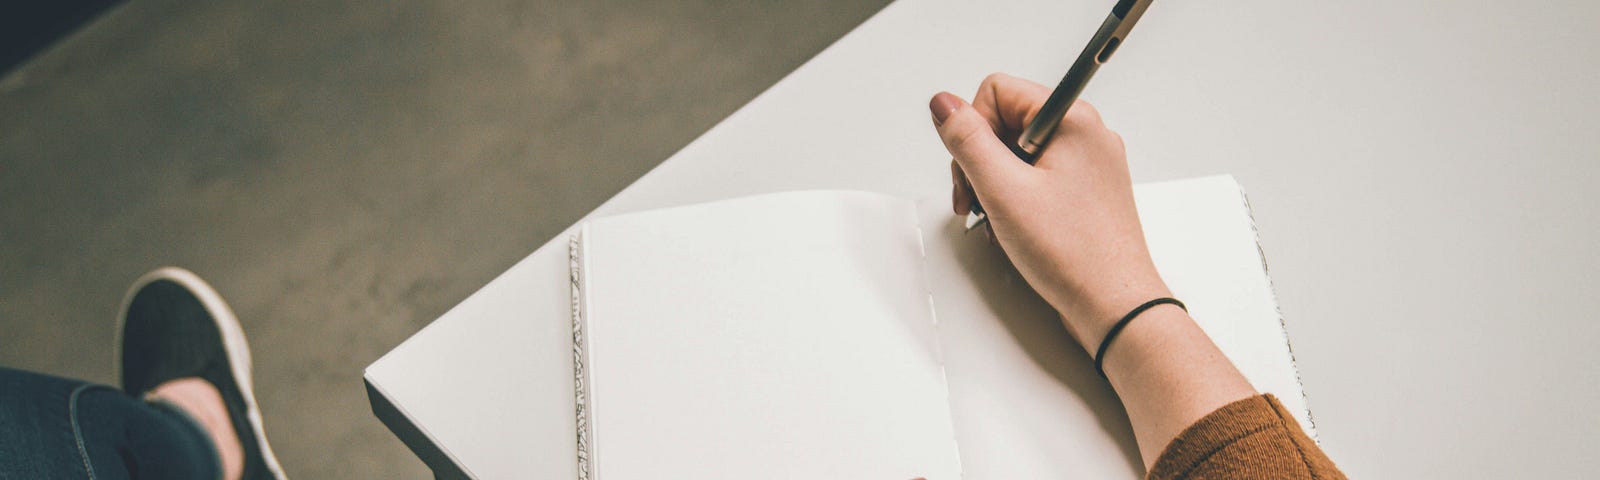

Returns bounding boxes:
[569,175,1314,479]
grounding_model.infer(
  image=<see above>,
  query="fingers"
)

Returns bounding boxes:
[966,74,1115,174]
[930,92,1028,190]
[935,74,1117,226]
[970,73,1052,135]
[972,73,1106,133]
[951,160,973,214]
[1029,99,1119,171]
[1060,98,1108,137]
[1067,98,1104,125]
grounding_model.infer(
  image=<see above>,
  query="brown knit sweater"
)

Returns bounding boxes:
[1147,394,1345,480]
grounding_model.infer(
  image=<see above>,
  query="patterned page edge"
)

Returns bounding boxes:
[1236,182,1321,442]
[570,230,595,480]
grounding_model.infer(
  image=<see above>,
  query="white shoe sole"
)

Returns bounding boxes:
[114,267,288,479]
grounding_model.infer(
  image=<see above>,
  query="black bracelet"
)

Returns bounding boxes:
[1093,297,1187,379]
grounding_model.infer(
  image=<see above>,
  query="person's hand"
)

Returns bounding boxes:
[929,73,1171,351]
[932,76,1267,470]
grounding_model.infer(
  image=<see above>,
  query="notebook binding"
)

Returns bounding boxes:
[571,233,594,480]
[913,205,965,478]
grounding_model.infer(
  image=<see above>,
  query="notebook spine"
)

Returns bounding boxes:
[571,231,595,480]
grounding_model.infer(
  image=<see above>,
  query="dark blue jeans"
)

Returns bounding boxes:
[0,367,221,479]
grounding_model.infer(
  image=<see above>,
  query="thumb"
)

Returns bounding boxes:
[930,92,1028,190]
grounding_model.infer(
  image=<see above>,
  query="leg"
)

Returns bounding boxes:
[0,367,221,480]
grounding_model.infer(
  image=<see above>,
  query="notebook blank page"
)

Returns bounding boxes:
[580,191,962,480]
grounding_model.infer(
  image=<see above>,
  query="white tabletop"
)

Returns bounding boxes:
[365,0,1600,478]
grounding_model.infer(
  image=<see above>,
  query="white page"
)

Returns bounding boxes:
[577,191,963,480]
[920,175,1312,479]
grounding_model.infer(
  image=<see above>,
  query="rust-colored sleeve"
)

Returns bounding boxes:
[1147,394,1345,480]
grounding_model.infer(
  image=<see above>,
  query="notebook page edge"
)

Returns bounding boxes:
[1232,179,1319,439]
[570,227,598,480]
[1136,174,1316,435]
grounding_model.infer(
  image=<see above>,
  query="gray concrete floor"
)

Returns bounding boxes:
[0,0,887,477]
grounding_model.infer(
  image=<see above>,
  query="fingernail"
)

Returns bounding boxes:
[929,92,960,126]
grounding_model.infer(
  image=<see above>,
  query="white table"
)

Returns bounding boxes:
[364,0,1600,478]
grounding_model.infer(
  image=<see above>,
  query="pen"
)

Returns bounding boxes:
[967,0,1155,231]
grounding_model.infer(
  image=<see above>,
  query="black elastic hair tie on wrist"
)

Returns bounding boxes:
[1093,297,1186,379]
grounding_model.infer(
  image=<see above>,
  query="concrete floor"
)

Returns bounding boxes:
[0,0,887,477]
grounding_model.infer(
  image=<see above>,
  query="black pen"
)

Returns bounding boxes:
[967,0,1155,231]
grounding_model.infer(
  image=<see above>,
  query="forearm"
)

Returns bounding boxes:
[1045,261,1258,468]
[1094,306,1256,469]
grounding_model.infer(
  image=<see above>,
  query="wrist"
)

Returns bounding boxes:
[1051,274,1172,352]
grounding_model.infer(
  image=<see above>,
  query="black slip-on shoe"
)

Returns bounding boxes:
[116,267,287,480]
